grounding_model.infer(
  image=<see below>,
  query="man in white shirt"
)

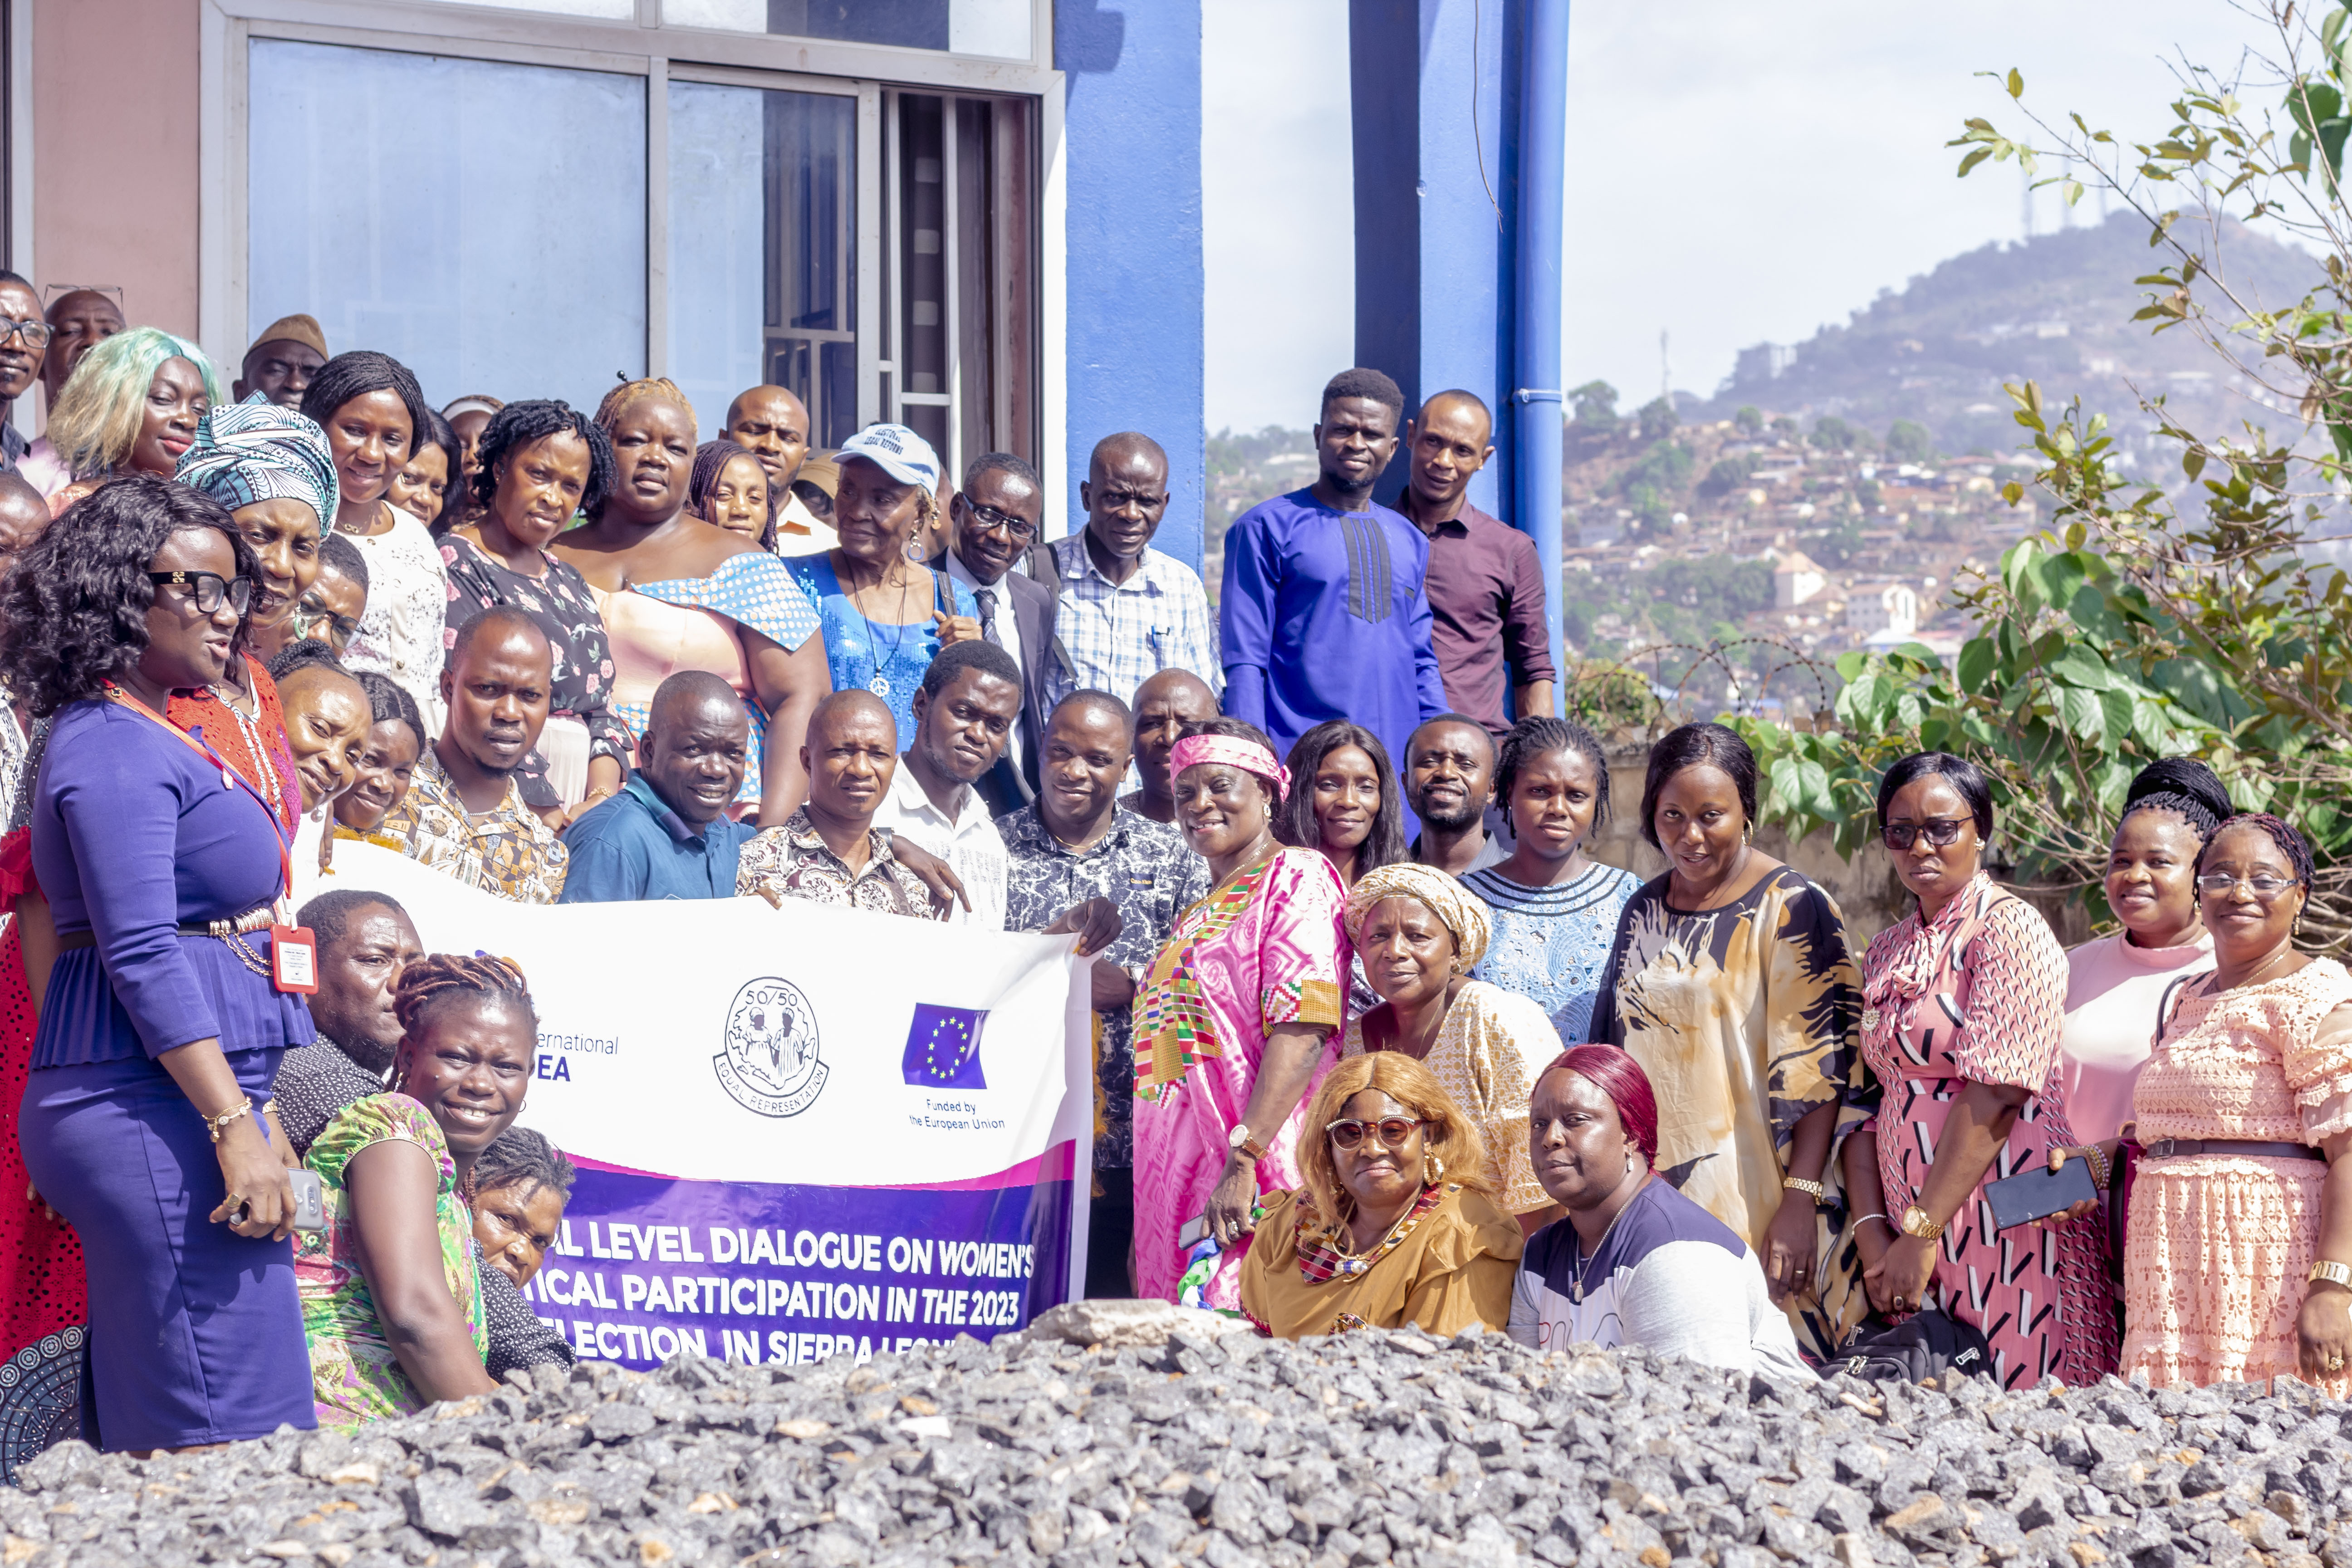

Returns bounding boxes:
[1039,432,1220,710]
[868,640,1023,931]
[937,452,1069,813]
[723,384,835,555]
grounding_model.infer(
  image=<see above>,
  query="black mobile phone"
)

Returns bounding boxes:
[1983,1160,2097,1231]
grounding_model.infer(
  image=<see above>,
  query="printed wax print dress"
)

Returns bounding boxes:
[296,1095,486,1426]
[1591,864,1871,1358]
[2123,958,2352,1397]
[1130,847,1350,1306]
[1860,873,2118,1389]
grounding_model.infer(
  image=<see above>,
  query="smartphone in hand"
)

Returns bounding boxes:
[1983,1160,2097,1231]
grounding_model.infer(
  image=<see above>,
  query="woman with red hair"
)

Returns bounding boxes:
[1508,1045,1815,1379]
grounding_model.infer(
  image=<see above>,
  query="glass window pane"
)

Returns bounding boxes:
[248,40,646,412]
[669,81,859,447]
[664,0,1032,59]
[402,0,634,16]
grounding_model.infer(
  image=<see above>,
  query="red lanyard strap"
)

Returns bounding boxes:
[100,682,293,903]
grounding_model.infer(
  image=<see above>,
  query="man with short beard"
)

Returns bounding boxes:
[1405,713,1506,876]
[381,605,570,902]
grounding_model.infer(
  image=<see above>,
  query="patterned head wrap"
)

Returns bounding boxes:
[1169,733,1289,802]
[1344,862,1491,970]
[172,394,338,527]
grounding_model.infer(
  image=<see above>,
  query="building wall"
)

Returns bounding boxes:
[33,0,201,338]
[1054,0,1205,571]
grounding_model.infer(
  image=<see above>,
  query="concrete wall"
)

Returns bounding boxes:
[32,0,200,339]
[1054,0,1206,571]
[1348,0,1518,516]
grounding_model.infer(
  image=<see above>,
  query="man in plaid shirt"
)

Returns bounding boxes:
[1042,432,1222,711]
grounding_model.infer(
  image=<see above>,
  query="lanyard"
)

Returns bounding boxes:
[101,681,294,904]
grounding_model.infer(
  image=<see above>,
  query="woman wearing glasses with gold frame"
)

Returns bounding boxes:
[2046,811,2352,1394]
[1238,1050,1520,1338]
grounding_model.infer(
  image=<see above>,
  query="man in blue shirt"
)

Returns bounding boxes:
[559,671,758,902]
[1220,367,1448,777]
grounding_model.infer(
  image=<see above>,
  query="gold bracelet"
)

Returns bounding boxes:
[205,1098,254,1143]
[1782,1176,1826,1202]
[2311,1260,2352,1289]
[2084,1144,2112,1192]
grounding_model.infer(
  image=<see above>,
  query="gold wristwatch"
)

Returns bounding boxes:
[1899,1205,1944,1241]
[2311,1259,2352,1289]
[1782,1176,1826,1202]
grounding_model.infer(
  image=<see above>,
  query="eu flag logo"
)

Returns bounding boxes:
[902,1004,988,1088]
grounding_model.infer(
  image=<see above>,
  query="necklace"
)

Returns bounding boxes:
[1570,1174,1648,1303]
[205,672,287,823]
[842,555,916,697]
[2225,943,2297,991]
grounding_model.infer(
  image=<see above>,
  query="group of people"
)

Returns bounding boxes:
[0,276,2334,1454]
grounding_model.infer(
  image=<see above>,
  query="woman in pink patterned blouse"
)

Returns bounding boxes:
[1130,719,1350,1306]
[1843,751,2117,1388]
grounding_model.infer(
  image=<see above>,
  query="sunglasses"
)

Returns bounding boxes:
[149,570,252,616]
[1326,1116,1423,1151]
[1882,817,1970,851]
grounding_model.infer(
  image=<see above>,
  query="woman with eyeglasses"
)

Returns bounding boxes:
[1589,721,1868,1360]
[2044,812,2352,1394]
[1237,1050,1520,1338]
[1843,750,2117,1388]
[0,476,316,1450]
[1507,1045,1815,1377]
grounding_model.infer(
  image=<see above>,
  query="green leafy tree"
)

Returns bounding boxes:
[1699,452,1762,498]
[1621,441,1696,498]
[1811,415,1863,451]
[1769,416,1801,438]
[1735,405,1766,435]
[1885,420,1934,462]
[1636,396,1680,445]
[1741,10,2352,947]
[1569,381,1622,435]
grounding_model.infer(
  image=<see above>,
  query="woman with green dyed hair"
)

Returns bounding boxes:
[44,325,222,491]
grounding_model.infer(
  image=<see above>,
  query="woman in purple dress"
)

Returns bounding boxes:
[1,478,316,1450]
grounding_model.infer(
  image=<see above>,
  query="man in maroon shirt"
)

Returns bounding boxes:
[1395,390,1557,737]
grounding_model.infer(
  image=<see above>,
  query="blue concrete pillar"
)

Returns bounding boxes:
[1056,0,1207,572]
[1348,0,1519,519]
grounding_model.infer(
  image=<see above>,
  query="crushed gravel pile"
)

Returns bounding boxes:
[5,1301,2352,1568]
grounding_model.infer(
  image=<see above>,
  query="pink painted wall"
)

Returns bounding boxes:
[34,0,201,337]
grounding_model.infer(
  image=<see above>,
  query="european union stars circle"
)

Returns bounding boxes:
[923,1013,977,1080]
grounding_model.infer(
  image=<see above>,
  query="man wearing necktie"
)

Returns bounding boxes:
[934,453,1070,815]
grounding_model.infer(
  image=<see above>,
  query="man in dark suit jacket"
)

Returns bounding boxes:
[933,453,1072,816]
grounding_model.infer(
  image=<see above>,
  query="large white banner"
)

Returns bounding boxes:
[304,843,1094,1369]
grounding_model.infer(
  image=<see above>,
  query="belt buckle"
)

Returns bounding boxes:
[2145,1138,2176,1158]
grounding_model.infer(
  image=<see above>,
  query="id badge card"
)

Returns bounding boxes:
[270,924,319,994]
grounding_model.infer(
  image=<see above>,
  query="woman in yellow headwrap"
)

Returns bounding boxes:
[1341,861,1565,1235]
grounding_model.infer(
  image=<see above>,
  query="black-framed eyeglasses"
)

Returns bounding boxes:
[957,495,1038,546]
[148,571,252,616]
[1326,1116,1422,1151]
[0,321,52,348]
[2195,871,2298,900]
[1883,818,1970,851]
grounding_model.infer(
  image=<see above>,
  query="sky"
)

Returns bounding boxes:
[1200,0,2275,432]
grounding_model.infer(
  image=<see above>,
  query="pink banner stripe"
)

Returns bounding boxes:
[564,1140,1076,1193]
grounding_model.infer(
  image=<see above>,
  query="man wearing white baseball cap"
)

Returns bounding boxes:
[781,422,985,766]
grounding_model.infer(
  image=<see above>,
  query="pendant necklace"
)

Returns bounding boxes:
[848,558,916,698]
[1569,1176,1646,1303]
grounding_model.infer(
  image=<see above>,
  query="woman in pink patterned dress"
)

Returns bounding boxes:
[1844,752,2117,1387]
[1131,719,1350,1306]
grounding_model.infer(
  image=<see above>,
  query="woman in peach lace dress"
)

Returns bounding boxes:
[2053,813,2352,1392]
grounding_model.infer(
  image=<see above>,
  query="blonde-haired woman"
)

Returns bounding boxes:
[1238,1051,1523,1338]
[41,327,220,504]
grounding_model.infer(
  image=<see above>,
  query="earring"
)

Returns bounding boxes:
[1625,1154,1635,1174]
[1423,1152,1446,1185]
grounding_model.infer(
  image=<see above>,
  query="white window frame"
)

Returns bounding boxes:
[196,0,1063,518]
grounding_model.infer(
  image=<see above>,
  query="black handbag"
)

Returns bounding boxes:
[1827,1308,1994,1384]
